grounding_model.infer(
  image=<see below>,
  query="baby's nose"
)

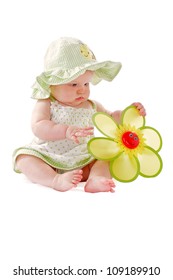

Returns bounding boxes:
[77,86,85,93]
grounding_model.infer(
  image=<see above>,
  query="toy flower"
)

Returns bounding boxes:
[88,106,163,182]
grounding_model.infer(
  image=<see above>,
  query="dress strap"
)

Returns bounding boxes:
[88,99,96,109]
[49,95,56,102]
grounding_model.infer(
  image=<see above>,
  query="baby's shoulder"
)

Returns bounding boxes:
[33,98,51,111]
[92,100,112,115]
[92,100,105,112]
[36,98,51,105]
[87,99,97,109]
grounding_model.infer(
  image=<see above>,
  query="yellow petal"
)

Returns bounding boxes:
[121,106,145,128]
[88,137,120,160]
[140,126,162,151]
[110,153,140,182]
[92,112,118,138]
[138,146,163,177]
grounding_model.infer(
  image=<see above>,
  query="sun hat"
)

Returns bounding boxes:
[32,37,122,99]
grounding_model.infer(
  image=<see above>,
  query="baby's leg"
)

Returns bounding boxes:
[16,155,83,191]
[84,160,115,193]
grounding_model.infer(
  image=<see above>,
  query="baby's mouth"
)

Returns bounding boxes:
[75,97,84,101]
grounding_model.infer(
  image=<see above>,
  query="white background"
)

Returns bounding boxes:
[0,0,173,279]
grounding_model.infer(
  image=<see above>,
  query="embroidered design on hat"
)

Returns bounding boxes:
[80,44,96,60]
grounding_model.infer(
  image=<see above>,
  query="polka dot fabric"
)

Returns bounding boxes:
[13,100,96,172]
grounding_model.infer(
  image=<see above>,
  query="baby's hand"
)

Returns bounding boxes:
[66,126,94,144]
[132,102,146,116]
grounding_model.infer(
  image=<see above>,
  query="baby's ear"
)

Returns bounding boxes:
[49,85,53,92]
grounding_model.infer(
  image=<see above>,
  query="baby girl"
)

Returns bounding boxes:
[13,37,146,193]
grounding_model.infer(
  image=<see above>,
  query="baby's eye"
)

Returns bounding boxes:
[84,83,89,86]
[72,83,77,87]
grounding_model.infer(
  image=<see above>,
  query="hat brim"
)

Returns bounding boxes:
[32,60,122,99]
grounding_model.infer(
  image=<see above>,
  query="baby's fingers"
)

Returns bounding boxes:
[132,102,146,116]
[71,135,80,143]
[83,127,94,135]
[75,130,93,137]
[76,127,94,136]
[84,126,94,131]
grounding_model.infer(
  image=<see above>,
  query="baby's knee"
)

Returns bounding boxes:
[16,154,34,171]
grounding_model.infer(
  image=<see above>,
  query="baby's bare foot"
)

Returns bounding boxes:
[84,176,116,193]
[52,170,83,191]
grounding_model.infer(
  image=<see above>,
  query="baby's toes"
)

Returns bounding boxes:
[109,180,116,188]
[105,179,114,186]
[73,170,83,175]
[106,179,115,192]
[73,175,82,183]
[72,173,83,183]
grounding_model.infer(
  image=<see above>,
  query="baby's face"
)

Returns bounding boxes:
[50,71,93,107]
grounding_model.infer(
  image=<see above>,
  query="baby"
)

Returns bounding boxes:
[13,37,146,193]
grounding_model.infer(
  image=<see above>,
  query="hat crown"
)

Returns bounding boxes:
[32,37,122,100]
[44,37,96,71]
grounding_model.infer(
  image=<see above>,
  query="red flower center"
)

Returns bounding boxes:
[122,131,139,149]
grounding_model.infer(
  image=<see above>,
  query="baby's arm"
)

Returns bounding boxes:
[95,101,146,124]
[95,101,122,123]
[31,99,93,142]
[31,99,68,140]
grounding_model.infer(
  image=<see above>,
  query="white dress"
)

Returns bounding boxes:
[13,100,96,172]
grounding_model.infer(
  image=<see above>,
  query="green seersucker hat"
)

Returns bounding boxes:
[32,37,122,99]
